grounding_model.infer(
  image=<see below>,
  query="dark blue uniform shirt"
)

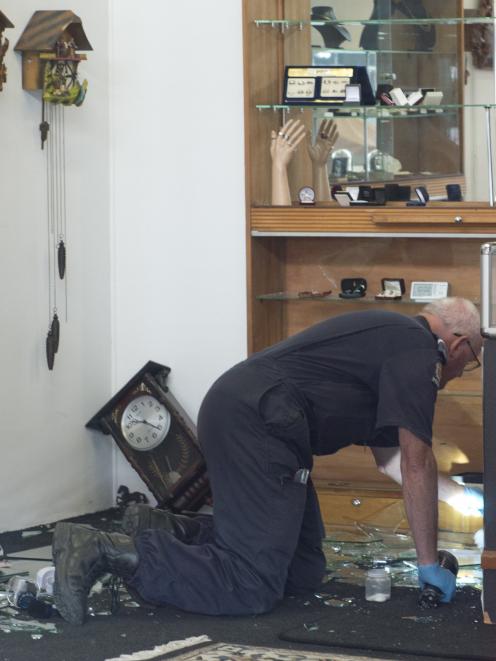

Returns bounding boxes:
[249,310,441,455]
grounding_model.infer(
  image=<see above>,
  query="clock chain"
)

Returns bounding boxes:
[57,104,67,287]
[46,102,56,370]
[45,102,69,370]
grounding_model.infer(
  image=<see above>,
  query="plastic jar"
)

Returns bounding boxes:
[365,568,391,602]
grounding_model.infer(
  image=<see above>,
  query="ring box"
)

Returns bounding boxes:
[351,186,386,206]
[375,278,406,300]
[407,186,430,206]
[385,184,411,202]
[339,277,367,299]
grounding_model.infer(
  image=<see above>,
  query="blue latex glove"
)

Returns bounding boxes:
[418,563,456,603]
[464,486,484,515]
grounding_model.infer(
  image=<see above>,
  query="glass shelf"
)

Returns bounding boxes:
[256,103,494,118]
[255,17,496,28]
[257,292,481,306]
[258,292,421,304]
[315,48,454,55]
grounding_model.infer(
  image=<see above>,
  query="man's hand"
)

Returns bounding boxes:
[418,562,456,603]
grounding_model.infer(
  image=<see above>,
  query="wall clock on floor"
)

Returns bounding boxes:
[86,361,211,512]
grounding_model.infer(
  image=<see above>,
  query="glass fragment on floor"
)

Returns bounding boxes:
[323,524,482,590]
[0,615,58,634]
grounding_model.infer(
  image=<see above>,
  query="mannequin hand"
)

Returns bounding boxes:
[270,119,306,168]
[463,486,484,515]
[418,562,456,603]
[307,119,338,166]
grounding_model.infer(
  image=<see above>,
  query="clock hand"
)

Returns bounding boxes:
[126,415,145,426]
[126,415,161,430]
[142,420,161,430]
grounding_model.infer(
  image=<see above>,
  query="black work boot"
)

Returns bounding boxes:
[121,503,206,543]
[52,522,139,625]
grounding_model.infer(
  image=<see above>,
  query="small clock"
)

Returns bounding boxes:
[86,361,211,511]
[121,394,171,451]
[298,185,316,205]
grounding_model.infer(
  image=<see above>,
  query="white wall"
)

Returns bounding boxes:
[0,0,246,530]
[109,0,247,500]
[0,1,113,531]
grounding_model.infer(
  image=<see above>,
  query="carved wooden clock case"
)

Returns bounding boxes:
[86,361,210,512]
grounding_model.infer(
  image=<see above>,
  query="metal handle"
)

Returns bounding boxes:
[481,243,496,337]
[454,216,463,224]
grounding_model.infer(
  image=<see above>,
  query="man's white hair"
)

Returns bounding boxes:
[422,297,481,346]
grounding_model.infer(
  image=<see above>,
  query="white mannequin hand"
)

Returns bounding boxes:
[307,119,338,166]
[270,118,306,167]
[270,119,306,205]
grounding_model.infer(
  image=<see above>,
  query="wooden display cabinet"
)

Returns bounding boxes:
[243,0,496,536]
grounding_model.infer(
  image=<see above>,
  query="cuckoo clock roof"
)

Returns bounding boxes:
[14,10,92,52]
[0,11,14,29]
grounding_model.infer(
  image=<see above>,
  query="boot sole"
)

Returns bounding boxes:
[53,522,86,625]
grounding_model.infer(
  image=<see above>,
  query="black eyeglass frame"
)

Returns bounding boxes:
[453,333,481,372]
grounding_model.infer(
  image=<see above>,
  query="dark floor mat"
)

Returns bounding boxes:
[279,582,496,661]
[1,577,467,661]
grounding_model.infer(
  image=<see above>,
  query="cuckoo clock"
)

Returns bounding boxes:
[14,11,92,95]
[15,12,92,371]
[87,362,211,513]
[0,11,14,91]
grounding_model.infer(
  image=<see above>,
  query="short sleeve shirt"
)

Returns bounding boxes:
[250,310,441,455]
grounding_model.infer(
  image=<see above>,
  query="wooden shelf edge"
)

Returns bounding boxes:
[251,206,496,234]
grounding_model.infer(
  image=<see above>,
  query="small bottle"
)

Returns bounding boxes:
[365,567,391,602]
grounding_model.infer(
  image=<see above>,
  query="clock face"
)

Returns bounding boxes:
[120,394,171,451]
[298,186,315,204]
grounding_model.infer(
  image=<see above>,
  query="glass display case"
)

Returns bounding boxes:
[250,0,496,203]
[312,0,463,189]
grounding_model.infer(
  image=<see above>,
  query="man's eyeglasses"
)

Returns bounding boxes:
[454,333,481,372]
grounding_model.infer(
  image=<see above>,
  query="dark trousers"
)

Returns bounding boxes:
[128,360,326,615]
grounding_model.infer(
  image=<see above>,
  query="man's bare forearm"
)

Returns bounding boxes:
[371,445,467,505]
[399,428,438,565]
